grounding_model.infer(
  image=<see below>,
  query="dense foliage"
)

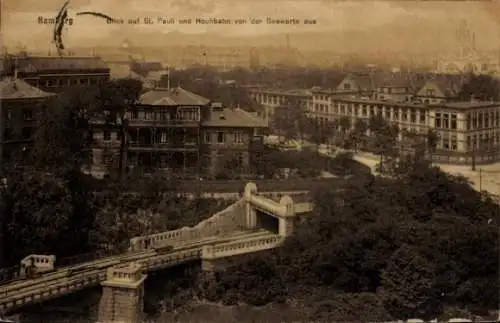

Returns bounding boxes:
[200,159,499,321]
[250,146,371,179]
[0,78,233,268]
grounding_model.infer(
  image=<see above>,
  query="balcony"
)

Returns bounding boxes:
[128,141,198,151]
[128,118,200,127]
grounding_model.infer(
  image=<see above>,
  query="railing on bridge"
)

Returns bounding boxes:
[202,235,283,259]
[0,182,310,314]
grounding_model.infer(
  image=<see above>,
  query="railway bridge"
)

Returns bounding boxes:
[0,182,314,323]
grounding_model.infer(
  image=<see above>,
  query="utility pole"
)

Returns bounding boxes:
[471,141,476,171]
[479,168,482,191]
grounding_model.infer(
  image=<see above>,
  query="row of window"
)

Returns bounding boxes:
[435,113,458,130]
[38,77,102,88]
[205,131,244,144]
[311,104,429,125]
[101,130,245,144]
[4,108,34,121]
[466,111,500,130]
[126,107,201,122]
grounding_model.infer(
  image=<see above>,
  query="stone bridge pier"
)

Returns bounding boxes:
[97,263,147,323]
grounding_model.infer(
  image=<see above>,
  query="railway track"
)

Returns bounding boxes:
[0,229,273,303]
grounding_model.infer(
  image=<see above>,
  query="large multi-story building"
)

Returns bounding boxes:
[91,87,267,177]
[250,73,500,164]
[0,54,110,93]
[0,77,54,164]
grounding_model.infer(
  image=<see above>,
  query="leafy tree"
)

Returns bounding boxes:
[97,78,143,178]
[458,73,500,101]
[380,244,441,320]
[203,157,498,320]
[32,85,99,174]
[1,168,95,265]
[352,118,369,151]
[426,129,439,161]
[368,115,399,170]
[338,116,351,137]
[272,99,307,143]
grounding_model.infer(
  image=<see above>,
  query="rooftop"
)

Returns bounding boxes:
[336,97,499,110]
[203,107,267,128]
[249,88,313,96]
[0,77,54,100]
[138,86,210,106]
[0,55,109,73]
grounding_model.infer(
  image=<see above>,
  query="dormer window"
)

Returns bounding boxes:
[211,102,223,112]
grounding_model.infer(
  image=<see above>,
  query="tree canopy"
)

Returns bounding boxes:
[200,160,499,321]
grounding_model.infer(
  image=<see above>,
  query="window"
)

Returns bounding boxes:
[70,79,78,85]
[103,130,111,141]
[128,154,138,166]
[159,155,168,168]
[451,135,457,151]
[217,132,225,143]
[410,109,416,123]
[160,130,168,143]
[79,79,87,85]
[425,89,435,96]
[21,127,32,140]
[47,79,57,87]
[443,114,449,129]
[144,111,154,120]
[22,108,33,120]
[435,113,441,128]
[177,107,200,121]
[205,131,211,143]
[451,114,457,130]
[234,131,244,144]
[6,109,11,121]
[420,112,425,123]
[344,83,351,90]
[362,106,367,116]
[131,110,139,119]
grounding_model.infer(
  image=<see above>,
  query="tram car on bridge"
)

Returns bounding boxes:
[19,254,56,279]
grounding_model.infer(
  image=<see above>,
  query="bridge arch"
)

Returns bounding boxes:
[244,182,296,237]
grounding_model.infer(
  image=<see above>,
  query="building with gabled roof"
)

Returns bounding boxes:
[91,87,267,177]
[0,77,54,163]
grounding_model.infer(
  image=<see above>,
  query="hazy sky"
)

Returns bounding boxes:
[2,0,500,50]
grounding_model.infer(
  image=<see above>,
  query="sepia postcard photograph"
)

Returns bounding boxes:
[0,0,499,322]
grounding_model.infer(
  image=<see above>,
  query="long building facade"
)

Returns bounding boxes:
[0,54,110,93]
[249,73,500,164]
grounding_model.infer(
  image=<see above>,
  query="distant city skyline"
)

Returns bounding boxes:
[2,0,499,51]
